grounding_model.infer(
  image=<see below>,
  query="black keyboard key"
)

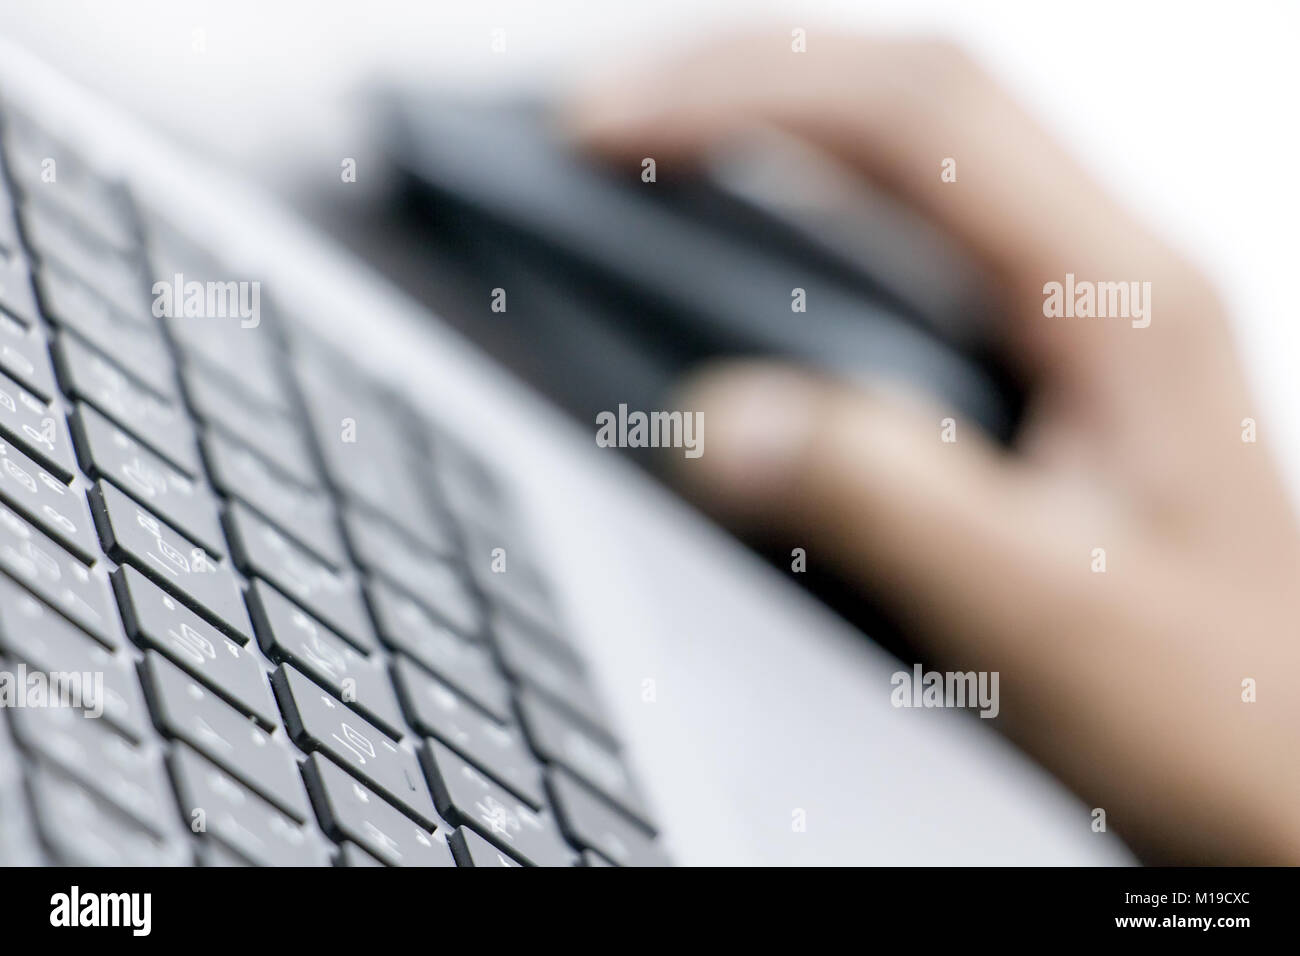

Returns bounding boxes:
[167,317,289,412]
[203,429,345,566]
[38,264,177,398]
[32,230,142,305]
[169,745,331,867]
[432,429,514,520]
[297,366,446,545]
[35,256,141,330]
[114,566,278,728]
[0,253,40,327]
[10,161,136,254]
[478,576,562,644]
[247,579,404,736]
[0,368,77,480]
[199,842,253,867]
[461,523,558,624]
[10,704,176,839]
[492,614,611,737]
[141,651,310,822]
[0,309,58,400]
[31,219,141,297]
[0,714,43,866]
[516,688,653,829]
[24,210,147,319]
[393,657,544,808]
[449,826,523,867]
[421,739,575,867]
[0,575,148,742]
[72,402,224,554]
[0,432,98,561]
[55,333,201,474]
[547,769,669,867]
[224,502,373,651]
[145,227,233,300]
[303,753,454,867]
[346,511,481,636]
[0,501,121,648]
[337,842,385,867]
[344,501,455,561]
[0,196,21,259]
[369,580,511,721]
[274,665,436,828]
[90,481,252,642]
[27,766,189,866]
[182,365,319,488]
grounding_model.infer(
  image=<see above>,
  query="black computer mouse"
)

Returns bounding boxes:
[378,95,1023,444]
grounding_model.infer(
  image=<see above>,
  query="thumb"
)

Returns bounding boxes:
[675,360,1052,651]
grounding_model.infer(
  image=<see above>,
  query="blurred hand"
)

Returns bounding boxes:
[569,33,1300,863]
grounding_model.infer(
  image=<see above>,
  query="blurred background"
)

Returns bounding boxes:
[1,0,1296,865]
[3,0,1295,498]
[2,0,1295,482]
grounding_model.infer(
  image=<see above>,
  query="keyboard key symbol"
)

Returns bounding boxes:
[332,721,376,765]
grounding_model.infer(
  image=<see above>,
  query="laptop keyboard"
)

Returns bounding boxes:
[0,105,668,866]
